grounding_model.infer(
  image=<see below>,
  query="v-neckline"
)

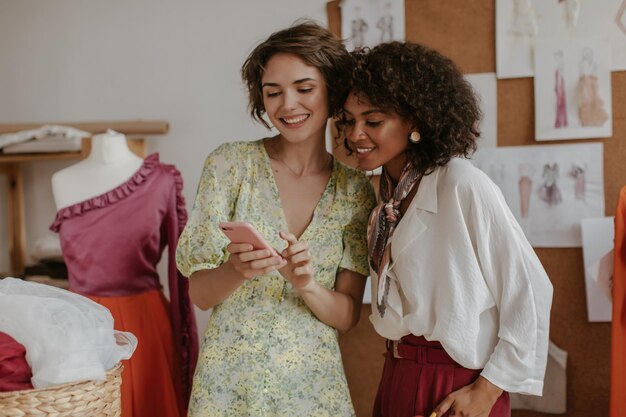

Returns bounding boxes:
[259,139,337,241]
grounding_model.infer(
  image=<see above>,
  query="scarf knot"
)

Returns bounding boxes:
[384,200,400,224]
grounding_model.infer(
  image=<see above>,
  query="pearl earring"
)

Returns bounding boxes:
[409,131,421,143]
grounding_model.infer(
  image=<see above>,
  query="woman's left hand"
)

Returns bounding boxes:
[277,231,315,290]
[430,376,503,417]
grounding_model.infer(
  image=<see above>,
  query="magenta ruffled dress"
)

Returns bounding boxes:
[50,153,198,417]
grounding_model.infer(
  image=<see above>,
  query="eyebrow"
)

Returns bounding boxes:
[343,108,386,116]
[262,78,317,88]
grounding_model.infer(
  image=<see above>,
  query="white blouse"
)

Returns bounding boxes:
[369,158,553,396]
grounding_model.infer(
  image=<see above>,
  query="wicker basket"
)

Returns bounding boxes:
[0,362,123,417]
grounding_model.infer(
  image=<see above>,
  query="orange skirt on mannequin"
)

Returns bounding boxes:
[88,289,184,417]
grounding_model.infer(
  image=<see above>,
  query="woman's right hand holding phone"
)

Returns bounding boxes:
[188,225,286,310]
[226,242,286,280]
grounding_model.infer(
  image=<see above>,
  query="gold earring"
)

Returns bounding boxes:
[409,131,421,143]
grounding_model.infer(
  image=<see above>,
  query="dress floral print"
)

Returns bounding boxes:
[176,139,376,417]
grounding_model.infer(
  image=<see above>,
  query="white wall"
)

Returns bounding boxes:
[0,0,329,332]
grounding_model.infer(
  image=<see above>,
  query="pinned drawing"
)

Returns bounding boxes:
[581,217,614,322]
[472,142,604,247]
[538,163,563,206]
[577,47,609,127]
[617,0,626,35]
[377,2,394,43]
[559,0,582,33]
[510,0,539,37]
[554,50,568,129]
[351,6,369,49]
[534,37,612,140]
[569,163,586,200]
[466,73,498,149]
[518,163,535,218]
[496,0,626,78]
[341,0,405,51]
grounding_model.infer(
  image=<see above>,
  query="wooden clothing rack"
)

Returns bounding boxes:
[0,120,169,275]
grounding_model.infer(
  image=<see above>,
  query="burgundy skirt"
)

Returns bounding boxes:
[373,335,510,417]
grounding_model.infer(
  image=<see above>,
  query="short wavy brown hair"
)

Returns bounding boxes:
[342,42,481,175]
[241,21,351,129]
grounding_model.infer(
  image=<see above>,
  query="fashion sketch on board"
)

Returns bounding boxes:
[558,0,581,33]
[554,50,568,129]
[496,0,539,79]
[341,0,405,51]
[569,163,586,200]
[472,142,604,248]
[539,163,563,206]
[509,0,539,37]
[617,0,626,35]
[577,47,609,126]
[581,217,615,322]
[351,6,369,49]
[465,73,498,149]
[376,3,394,43]
[534,37,612,140]
[498,0,626,79]
[518,163,536,218]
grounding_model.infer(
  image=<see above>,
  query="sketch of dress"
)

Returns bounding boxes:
[569,163,586,200]
[518,163,535,218]
[617,0,626,36]
[377,3,393,43]
[351,6,369,50]
[558,0,581,32]
[539,163,562,206]
[509,0,539,36]
[554,50,568,128]
[577,48,608,127]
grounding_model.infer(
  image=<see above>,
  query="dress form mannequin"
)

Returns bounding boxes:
[51,129,143,210]
[49,132,198,417]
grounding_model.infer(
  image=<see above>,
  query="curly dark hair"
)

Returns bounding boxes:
[341,42,481,175]
[241,21,351,129]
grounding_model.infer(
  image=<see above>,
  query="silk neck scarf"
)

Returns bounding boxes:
[368,162,421,317]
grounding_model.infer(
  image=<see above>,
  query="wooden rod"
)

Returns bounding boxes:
[0,120,169,135]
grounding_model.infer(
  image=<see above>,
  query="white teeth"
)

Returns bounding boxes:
[356,147,374,153]
[283,115,308,124]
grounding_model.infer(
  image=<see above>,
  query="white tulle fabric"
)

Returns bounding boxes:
[0,277,137,388]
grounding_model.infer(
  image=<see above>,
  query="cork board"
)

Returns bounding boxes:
[331,1,626,416]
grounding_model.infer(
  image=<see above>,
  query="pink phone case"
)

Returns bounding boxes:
[219,221,277,255]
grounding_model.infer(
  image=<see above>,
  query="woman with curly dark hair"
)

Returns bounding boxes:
[340,42,553,417]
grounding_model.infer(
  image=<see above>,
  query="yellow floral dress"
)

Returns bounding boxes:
[176,139,375,417]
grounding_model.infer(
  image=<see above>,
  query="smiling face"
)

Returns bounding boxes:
[261,53,329,145]
[343,92,413,180]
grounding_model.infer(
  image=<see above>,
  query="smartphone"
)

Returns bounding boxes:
[219,221,278,256]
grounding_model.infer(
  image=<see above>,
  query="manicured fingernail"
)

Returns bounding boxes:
[429,413,437,417]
